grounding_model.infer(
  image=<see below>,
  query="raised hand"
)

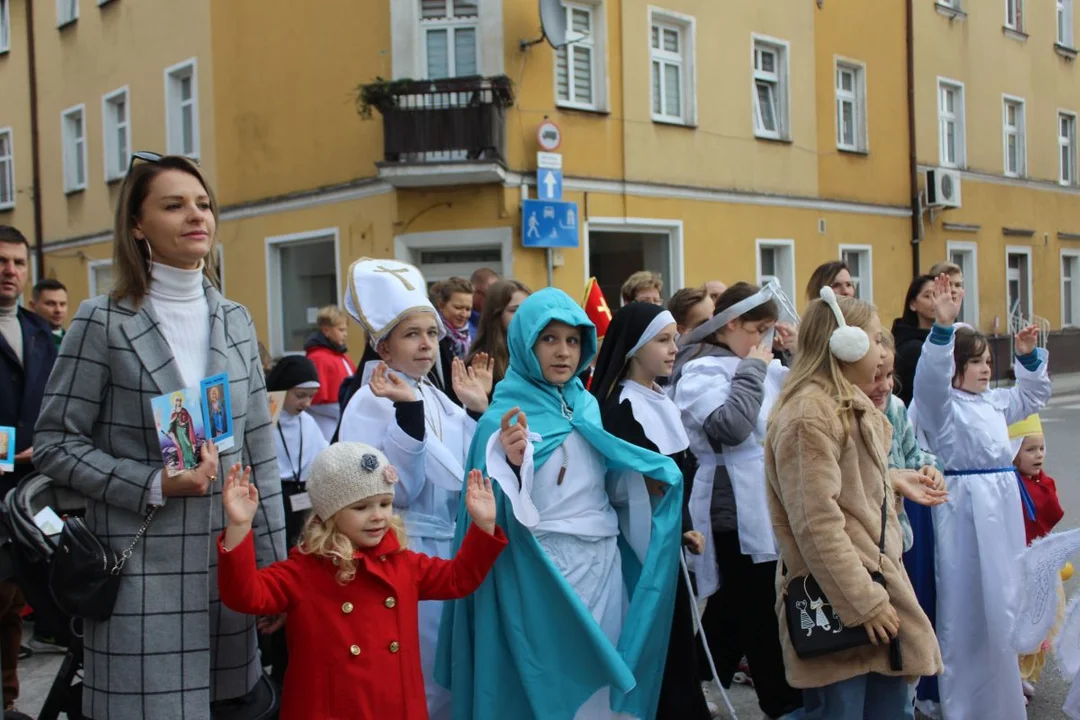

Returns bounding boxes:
[470,352,495,397]
[892,469,949,507]
[464,469,497,534]
[500,407,528,466]
[222,463,259,527]
[1015,324,1039,356]
[747,341,774,364]
[452,357,490,414]
[931,273,962,327]
[774,323,798,354]
[369,362,416,404]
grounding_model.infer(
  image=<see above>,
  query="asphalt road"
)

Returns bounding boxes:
[13,376,1080,719]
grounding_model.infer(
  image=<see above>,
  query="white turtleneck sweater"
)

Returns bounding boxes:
[0,303,21,365]
[147,262,210,507]
[148,262,210,388]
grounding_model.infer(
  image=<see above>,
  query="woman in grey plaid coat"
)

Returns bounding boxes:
[33,154,287,720]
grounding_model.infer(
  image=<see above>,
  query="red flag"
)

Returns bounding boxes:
[582,277,613,339]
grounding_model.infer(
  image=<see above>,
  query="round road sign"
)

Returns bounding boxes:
[537,120,562,151]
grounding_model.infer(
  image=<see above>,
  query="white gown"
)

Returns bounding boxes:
[486,430,636,720]
[339,365,474,720]
[912,333,1050,720]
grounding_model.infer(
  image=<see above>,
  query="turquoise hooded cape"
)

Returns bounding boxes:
[434,287,684,719]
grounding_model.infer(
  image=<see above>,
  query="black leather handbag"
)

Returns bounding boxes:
[782,488,902,669]
[49,509,156,622]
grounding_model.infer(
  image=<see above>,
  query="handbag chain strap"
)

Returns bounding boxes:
[111,506,159,575]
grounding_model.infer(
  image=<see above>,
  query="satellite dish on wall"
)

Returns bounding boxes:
[539,0,568,48]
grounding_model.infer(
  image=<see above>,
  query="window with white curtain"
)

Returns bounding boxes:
[0,0,10,54]
[56,0,77,26]
[556,1,604,111]
[835,61,866,152]
[1060,0,1075,45]
[61,105,87,193]
[1060,112,1077,185]
[1003,96,1025,177]
[840,246,873,302]
[754,38,789,140]
[165,59,199,159]
[103,87,130,182]
[1005,0,1025,32]
[938,79,965,168]
[649,10,694,125]
[421,0,478,79]
[0,129,13,210]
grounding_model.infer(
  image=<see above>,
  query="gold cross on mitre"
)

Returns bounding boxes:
[596,297,611,320]
[373,264,415,291]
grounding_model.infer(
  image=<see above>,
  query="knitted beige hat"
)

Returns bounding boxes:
[306,442,398,520]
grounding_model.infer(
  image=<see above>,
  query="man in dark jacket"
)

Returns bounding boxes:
[0,226,59,709]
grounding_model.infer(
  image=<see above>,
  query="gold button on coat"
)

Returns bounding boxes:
[389,641,400,653]
[384,597,396,609]
[350,645,361,656]
[342,602,354,614]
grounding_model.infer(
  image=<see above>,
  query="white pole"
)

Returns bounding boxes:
[681,551,738,720]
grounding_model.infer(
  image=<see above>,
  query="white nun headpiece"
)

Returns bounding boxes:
[344,257,445,345]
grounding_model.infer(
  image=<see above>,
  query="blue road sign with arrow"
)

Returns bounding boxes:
[522,198,579,248]
[538,168,563,200]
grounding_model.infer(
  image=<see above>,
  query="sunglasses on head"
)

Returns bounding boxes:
[125,151,200,176]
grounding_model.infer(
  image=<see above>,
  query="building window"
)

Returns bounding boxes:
[1063,252,1080,326]
[266,230,340,355]
[938,79,965,168]
[1003,96,1026,177]
[556,1,604,111]
[1060,0,1075,45]
[0,129,12,211]
[165,59,199,159]
[1005,0,1025,32]
[0,0,10,54]
[756,240,796,306]
[421,0,478,79]
[61,105,87,194]
[57,0,77,26]
[650,11,695,125]
[1061,112,1077,185]
[948,241,979,327]
[840,246,872,302]
[588,228,677,304]
[1007,248,1032,321]
[102,87,130,182]
[88,260,114,297]
[753,38,789,140]
[835,61,866,152]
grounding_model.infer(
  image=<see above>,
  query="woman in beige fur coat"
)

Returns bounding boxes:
[764,292,944,720]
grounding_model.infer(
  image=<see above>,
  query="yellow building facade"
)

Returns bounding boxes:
[0,0,993,360]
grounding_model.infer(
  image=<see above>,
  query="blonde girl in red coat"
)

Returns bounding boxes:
[217,442,507,720]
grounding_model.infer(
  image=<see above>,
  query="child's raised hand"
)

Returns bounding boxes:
[931,273,961,327]
[452,357,490,414]
[222,463,258,528]
[1015,324,1039,356]
[465,469,497,535]
[747,341,774,364]
[470,352,495,396]
[370,363,416,403]
[500,407,528,466]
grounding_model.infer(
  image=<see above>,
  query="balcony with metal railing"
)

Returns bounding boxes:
[358,74,514,187]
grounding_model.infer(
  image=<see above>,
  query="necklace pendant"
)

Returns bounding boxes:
[557,467,566,485]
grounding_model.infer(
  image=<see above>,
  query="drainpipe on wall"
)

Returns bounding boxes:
[906,0,921,278]
[25,0,44,279]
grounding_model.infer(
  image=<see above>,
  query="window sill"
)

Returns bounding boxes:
[755,133,793,145]
[651,117,697,129]
[105,174,124,185]
[64,185,87,196]
[935,3,967,20]
[1003,26,1029,42]
[555,103,611,117]
[0,48,9,56]
[0,203,13,213]
[1055,43,1079,60]
[838,146,869,156]
[1060,179,1080,188]
[57,18,78,30]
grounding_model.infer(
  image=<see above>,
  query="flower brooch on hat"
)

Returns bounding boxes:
[362,452,400,485]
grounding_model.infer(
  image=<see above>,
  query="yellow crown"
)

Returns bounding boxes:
[1008,414,1043,440]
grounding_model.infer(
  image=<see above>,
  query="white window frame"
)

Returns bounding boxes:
[264,228,341,357]
[752,34,791,141]
[937,78,965,169]
[1005,0,1025,32]
[0,127,12,211]
[1060,110,1077,186]
[101,86,130,183]
[554,0,607,112]
[1002,95,1026,178]
[946,240,980,328]
[755,239,797,309]
[0,0,10,54]
[390,0,503,80]
[419,0,480,79]
[56,0,77,27]
[648,8,696,126]
[87,259,113,297]
[164,58,200,159]
[839,244,873,303]
[1061,249,1080,327]
[1006,245,1034,320]
[834,57,867,152]
[394,227,514,285]
[60,104,87,194]
[1060,0,1075,45]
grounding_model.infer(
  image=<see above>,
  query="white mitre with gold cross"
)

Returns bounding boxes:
[343,257,445,343]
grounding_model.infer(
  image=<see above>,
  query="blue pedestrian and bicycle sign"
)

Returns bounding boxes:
[522,198,579,248]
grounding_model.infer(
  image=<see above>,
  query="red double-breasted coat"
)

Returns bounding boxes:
[217,524,507,720]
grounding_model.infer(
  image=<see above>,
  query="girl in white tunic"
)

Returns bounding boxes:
[912,274,1051,720]
[337,258,492,720]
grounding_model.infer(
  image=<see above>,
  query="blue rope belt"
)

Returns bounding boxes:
[944,467,1036,521]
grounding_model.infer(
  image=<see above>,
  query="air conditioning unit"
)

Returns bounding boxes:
[926,168,962,209]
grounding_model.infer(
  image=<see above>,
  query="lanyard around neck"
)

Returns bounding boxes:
[277,419,303,483]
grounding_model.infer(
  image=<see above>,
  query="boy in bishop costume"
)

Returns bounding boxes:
[436,288,684,720]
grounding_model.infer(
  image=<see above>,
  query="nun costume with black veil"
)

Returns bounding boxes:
[590,302,712,720]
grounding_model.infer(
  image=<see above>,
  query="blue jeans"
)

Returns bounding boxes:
[800,673,915,720]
